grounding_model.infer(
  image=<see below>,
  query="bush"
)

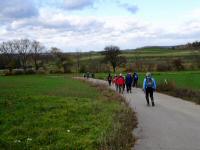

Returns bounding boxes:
[25,69,36,75]
[0,70,5,75]
[36,68,47,74]
[49,69,63,74]
[79,65,86,73]
[157,80,176,92]
[157,80,200,104]
[12,69,24,75]
[156,63,172,72]
[172,59,185,71]
[2,70,12,76]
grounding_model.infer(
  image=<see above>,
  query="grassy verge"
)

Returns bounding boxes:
[0,75,137,149]
[79,79,137,149]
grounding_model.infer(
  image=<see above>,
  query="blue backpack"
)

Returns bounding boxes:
[126,74,132,82]
[134,74,138,80]
[146,77,154,88]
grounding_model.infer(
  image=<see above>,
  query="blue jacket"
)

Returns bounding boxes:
[126,74,133,85]
[143,77,156,90]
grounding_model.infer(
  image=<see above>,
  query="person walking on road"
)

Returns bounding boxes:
[113,74,118,91]
[133,72,139,88]
[125,73,133,93]
[117,73,125,93]
[107,73,112,86]
[143,72,156,106]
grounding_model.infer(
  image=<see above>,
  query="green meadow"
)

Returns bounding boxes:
[0,75,135,149]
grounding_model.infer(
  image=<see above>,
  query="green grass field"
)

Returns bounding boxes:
[79,48,200,63]
[147,71,200,90]
[0,75,135,149]
[95,71,200,91]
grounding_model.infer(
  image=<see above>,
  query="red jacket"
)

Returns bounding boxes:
[113,76,118,84]
[117,76,125,86]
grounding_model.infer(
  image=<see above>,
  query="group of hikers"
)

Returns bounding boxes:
[83,72,95,79]
[107,72,156,107]
[107,72,139,93]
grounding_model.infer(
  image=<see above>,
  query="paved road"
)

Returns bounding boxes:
[88,78,200,150]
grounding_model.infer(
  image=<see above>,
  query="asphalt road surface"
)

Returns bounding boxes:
[88,78,200,150]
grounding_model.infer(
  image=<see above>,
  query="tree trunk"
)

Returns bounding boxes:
[113,66,116,73]
[34,58,39,70]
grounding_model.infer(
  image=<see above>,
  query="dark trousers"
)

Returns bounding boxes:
[126,83,132,93]
[133,80,138,87]
[119,85,123,93]
[108,80,112,86]
[145,87,154,105]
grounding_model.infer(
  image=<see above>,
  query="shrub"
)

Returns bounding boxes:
[79,65,86,73]
[124,63,134,72]
[2,69,12,76]
[157,80,176,92]
[0,70,5,75]
[49,69,63,74]
[36,68,47,74]
[156,63,172,72]
[12,69,24,75]
[157,80,200,104]
[25,69,36,75]
[172,59,185,71]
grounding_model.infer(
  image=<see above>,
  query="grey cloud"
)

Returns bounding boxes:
[119,3,138,14]
[63,0,94,10]
[6,16,105,35]
[0,0,38,19]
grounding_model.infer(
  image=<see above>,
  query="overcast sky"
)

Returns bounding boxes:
[1,0,200,52]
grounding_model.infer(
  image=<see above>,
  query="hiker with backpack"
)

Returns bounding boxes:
[125,73,133,93]
[143,72,156,106]
[107,73,112,86]
[117,73,125,93]
[113,74,118,91]
[133,72,139,88]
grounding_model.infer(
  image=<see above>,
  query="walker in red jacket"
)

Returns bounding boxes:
[117,74,125,93]
[113,75,118,91]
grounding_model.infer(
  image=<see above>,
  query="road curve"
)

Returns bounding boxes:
[88,78,200,150]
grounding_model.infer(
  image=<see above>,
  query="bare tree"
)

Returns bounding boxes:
[50,47,73,73]
[76,50,81,73]
[101,45,126,72]
[0,41,16,72]
[50,47,62,69]
[31,41,45,70]
[16,39,32,71]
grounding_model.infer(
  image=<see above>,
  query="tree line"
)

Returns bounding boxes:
[174,41,200,50]
[0,39,127,74]
[0,39,45,73]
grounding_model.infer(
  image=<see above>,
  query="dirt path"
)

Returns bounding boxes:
[88,78,200,150]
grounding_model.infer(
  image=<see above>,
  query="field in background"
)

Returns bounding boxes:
[0,75,136,149]
[79,47,200,73]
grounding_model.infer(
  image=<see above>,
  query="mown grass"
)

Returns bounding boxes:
[0,75,137,150]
